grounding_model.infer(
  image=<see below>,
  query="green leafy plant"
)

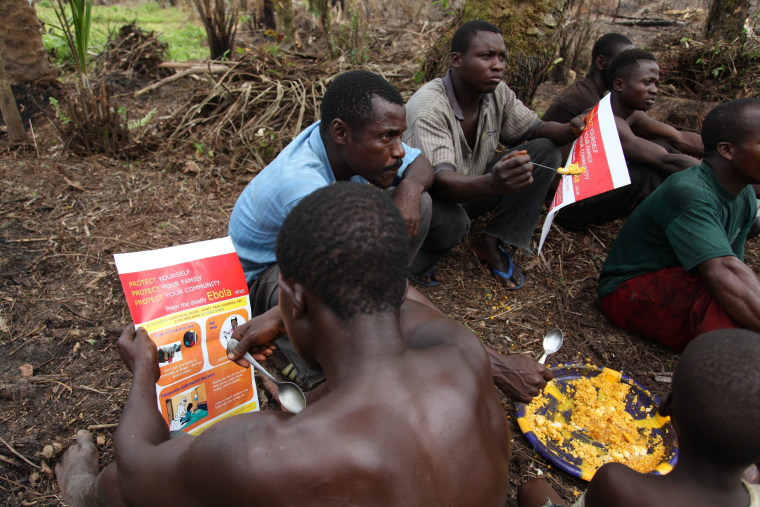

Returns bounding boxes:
[117,106,158,130]
[336,7,368,64]
[46,0,131,157]
[308,0,337,58]
[36,2,209,62]
[432,0,455,15]
[49,97,71,125]
[50,0,93,86]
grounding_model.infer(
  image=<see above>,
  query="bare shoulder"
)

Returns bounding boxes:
[627,110,648,128]
[585,463,658,507]
[614,115,636,138]
[399,299,487,358]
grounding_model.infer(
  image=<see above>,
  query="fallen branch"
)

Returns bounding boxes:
[614,18,685,27]
[0,437,40,470]
[87,423,119,430]
[134,64,232,97]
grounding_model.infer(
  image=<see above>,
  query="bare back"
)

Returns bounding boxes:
[175,302,510,506]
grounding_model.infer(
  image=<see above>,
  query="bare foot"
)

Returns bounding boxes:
[469,234,524,290]
[410,269,441,287]
[55,430,99,507]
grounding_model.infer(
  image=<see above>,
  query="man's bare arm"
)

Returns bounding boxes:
[113,327,197,505]
[628,111,704,157]
[699,256,760,331]
[401,153,434,191]
[393,155,433,237]
[616,117,700,175]
[531,116,585,146]
[432,151,534,203]
[484,348,552,403]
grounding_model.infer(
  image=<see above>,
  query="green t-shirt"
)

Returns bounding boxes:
[598,163,755,298]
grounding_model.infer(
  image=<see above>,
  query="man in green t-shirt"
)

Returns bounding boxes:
[598,98,760,351]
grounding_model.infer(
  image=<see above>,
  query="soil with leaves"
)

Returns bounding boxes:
[1,1,756,505]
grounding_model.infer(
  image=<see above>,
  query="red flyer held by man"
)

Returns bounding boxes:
[114,237,258,435]
[538,93,630,254]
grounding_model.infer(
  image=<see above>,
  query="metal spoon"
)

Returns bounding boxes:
[538,328,564,365]
[531,161,563,172]
[226,337,306,414]
[531,162,583,174]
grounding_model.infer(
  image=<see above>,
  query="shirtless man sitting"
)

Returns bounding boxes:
[56,182,511,506]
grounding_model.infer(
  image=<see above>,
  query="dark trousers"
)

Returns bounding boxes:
[554,141,677,230]
[411,138,560,276]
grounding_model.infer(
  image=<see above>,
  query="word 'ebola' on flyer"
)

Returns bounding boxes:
[538,93,630,254]
[114,237,258,435]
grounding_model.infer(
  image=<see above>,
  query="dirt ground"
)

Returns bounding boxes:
[3,0,754,505]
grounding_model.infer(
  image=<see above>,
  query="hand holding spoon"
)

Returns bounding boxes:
[538,328,564,365]
[226,338,306,414]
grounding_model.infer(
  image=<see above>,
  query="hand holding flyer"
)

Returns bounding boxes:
[538,93,630,254]
[114,237,258,435]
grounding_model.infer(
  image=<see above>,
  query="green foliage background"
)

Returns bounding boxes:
[35,0,209,65]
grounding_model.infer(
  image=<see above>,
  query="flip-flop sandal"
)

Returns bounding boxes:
[410,270,441,287]
[489,245,525,290]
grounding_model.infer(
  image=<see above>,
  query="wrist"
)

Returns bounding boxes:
[397,177,424,197]
[132,361,160,384]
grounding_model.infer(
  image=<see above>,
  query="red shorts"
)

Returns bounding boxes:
[600,267,740,352]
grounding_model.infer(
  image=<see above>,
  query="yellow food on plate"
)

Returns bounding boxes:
[523,374,666,478]
[557,163,586,175]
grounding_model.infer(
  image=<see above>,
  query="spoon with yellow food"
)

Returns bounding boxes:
[531,162,586,175]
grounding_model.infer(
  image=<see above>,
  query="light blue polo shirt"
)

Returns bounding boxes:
[228,121,421,284]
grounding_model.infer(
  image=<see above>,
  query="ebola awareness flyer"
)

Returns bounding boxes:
[114,237,258,435]
[538,93,630,254]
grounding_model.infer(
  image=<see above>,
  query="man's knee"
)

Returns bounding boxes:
[432,199,469,247]
[250,264,281,316]
[525,138,561,167]
[419,191,432,230]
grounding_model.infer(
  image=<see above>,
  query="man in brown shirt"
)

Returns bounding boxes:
[405,20,584,290]
[542,33,633,125]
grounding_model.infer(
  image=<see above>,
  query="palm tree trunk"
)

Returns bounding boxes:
[0,52,28,144]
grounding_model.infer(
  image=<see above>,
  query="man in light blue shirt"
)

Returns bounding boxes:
[229,121,425,285]
[228,70,434,385]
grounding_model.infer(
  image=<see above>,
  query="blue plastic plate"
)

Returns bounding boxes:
[516,362,678,481]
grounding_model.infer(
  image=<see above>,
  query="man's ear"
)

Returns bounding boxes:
[279,277,306,318]
[595,54,606,72]
[451,51,462,69]
[716,141,734,161]
[330,118,351,146]
[612,76,624,92]
[658,391,673,417]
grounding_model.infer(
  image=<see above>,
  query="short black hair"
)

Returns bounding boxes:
[276,182,408,321]
[451,20,501,55]
[591,33,633,62]
[672,329,760,467]
[608,48,656,83]
[701,98,760,156]
[319,70,404,138]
